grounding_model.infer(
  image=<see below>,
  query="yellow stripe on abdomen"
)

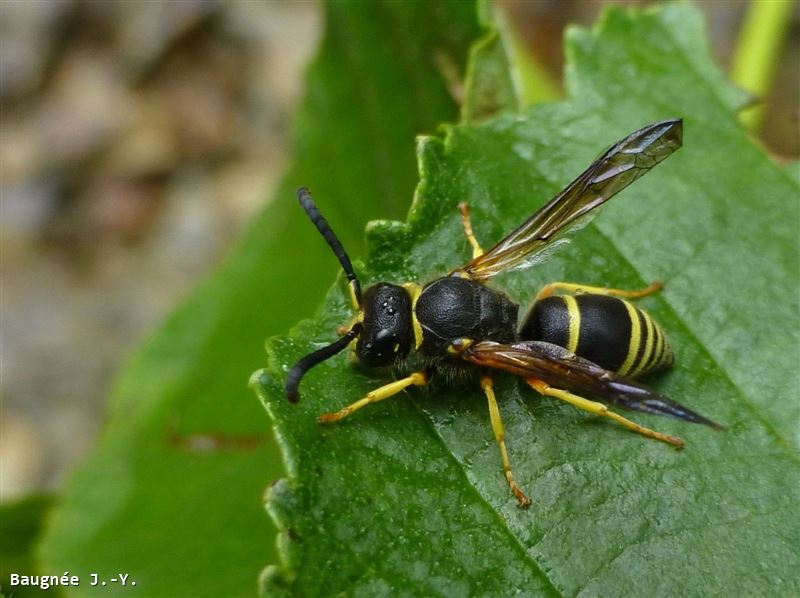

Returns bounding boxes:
[618,299,641,375]
[631,309,655,376]
[645,319,664,374]
[563,295,581,354]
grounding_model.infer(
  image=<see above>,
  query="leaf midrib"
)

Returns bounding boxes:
[409,397,565,598]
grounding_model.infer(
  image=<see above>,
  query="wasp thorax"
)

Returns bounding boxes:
[356,283,413,367]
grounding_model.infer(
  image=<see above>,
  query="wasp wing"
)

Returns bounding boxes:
[462,339,722,429]
[456,119,683,281]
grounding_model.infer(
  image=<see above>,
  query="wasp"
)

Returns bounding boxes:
[285,119,723,508]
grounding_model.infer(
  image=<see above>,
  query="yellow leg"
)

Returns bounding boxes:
[481,374,531,508]
[318,371,428,423]
[458,202,484,258]
[535,281,662,302]
[347,280,361,311]
[526,379,684,449]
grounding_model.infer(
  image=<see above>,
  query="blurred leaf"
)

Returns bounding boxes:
[37,2,480,597]
[461,0,561,122]
[254,4,799,595]
[494,3,562,107]
[0,496,59,598]
[462,5,519,123]
[786,161,800,184]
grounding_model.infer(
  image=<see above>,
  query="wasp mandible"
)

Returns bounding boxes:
[285,119,723,508]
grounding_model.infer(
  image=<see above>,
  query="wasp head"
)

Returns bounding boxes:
[287,188,414,403]
[355,283,413,367]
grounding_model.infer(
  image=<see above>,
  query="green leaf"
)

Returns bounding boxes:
[0,496,60,598]
[461,3,519,122]
[254,4,800,595]
[460,0,561,123]
[37,3,480,597]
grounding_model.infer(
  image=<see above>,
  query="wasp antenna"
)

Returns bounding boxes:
[285,324,361,403]
[297,187,362,306]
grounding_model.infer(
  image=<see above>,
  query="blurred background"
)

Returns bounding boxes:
[1,0,798,502]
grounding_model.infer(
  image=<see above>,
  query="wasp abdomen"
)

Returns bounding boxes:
[519,294,673,377]
[415,277,518,356]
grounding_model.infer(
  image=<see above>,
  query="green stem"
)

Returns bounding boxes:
[730,0,795,131]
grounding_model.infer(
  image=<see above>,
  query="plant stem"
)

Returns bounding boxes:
[730,0,795,131]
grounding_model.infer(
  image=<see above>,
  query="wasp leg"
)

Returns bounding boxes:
[458,202,484,258]
[526,378,684,449]
[481,373,531,508]
[318,371,428,423]
[347,280,361,311]
[535,281,662,302]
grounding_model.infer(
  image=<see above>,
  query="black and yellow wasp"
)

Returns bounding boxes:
[285,119,723,507]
